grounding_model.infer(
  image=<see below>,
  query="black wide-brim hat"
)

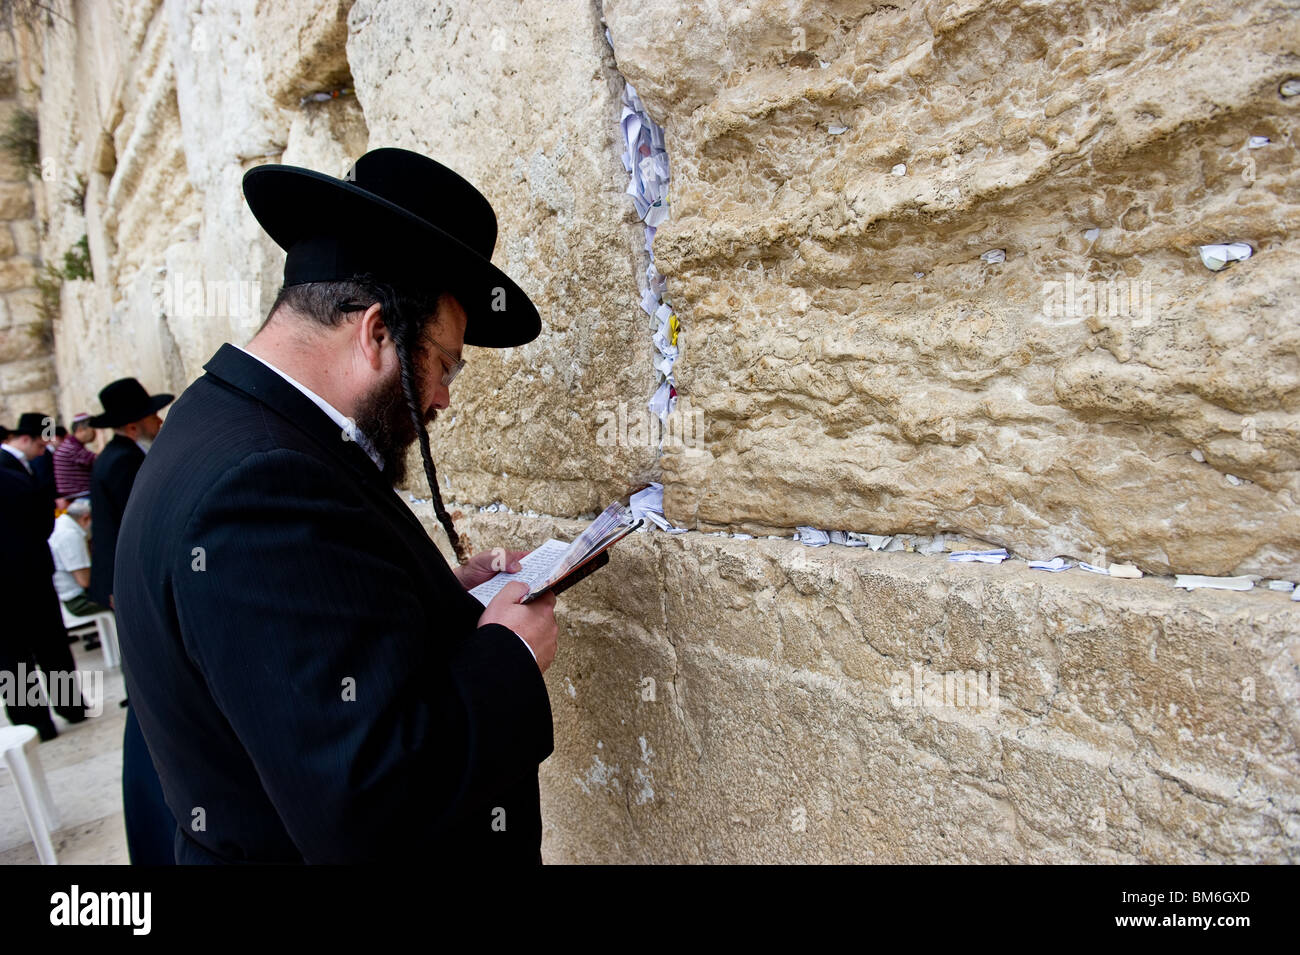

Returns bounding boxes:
[89,378,173,429]
[242,147,541,349]
[10,411,50,437]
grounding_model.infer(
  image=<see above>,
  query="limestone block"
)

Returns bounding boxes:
[0,354,53,393]
[254,0,353,109]
[0,386,56,425]
[603,0,1300,578]
[4,287,41,326]
[281,93,369,173]
[0,322,46,363]
[0,180,32,219]
[166,0,285,192]
[349,0,659,516]
[0,256,34,290]
[430,508,1300,863]
[0,142,26,183]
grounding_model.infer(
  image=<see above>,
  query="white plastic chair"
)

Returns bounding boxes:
[0,724,60,864]
[60,603,120,669]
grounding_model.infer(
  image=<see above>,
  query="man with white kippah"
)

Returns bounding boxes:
[48,496,109,651]
[52,412,98,500]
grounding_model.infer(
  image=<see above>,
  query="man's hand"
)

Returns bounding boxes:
[453,547,530,590]
[479,582,557,673]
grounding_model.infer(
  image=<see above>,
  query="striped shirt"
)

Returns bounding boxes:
[52,433,96,498]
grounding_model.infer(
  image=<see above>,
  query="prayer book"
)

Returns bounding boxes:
[469,500,643,605]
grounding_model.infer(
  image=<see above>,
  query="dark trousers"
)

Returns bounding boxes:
[0,582,87,734]
[63,592,110,618]
[122,705,178,865]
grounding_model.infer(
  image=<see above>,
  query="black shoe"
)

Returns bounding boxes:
[119,698,129,708]
[36,723,58,742]
[57,708,89,725]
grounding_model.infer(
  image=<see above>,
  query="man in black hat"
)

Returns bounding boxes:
[87,378,173,609]
[86,377,176,864]
[115,148,558,864]
[0,413,90,739]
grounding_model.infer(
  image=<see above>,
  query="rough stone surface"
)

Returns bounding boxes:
[0,33,49,424]
[348,0,659,514]
[419,507,1300,863]
[0,181,33,220]
[12,0,1299,863]
[605,0,1300,579]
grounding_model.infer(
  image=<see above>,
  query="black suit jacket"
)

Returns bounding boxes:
[30,448,56,506]
[89,434,146,606]
[0,449,54,595]
[114,344,554,864]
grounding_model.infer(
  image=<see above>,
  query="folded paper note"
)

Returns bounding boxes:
[796,527,830,547]
[1173,574,1255,591]
[1029,557,1072,572]
[949,549,1008,563]
[1198,243,1252,271]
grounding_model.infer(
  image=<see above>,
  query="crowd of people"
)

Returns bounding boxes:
[0,377,170,739]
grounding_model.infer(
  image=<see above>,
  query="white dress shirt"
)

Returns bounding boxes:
[233,345,538,664]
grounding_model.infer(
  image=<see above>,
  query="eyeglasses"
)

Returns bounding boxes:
[431,339,466,387]
[334,299,465,386]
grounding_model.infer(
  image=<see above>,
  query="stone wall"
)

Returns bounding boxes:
[14,0,1299,862]
[605,0,1300,581]
[421,506,1300,863]
[0,27,52,426]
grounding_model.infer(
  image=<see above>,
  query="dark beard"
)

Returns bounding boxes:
[353,366,436,489]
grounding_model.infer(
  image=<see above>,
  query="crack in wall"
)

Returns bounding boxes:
[599,11,680,463]
[443,498,1300,604]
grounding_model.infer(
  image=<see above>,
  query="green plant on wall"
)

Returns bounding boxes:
[0,1,68,30]
[62,172,87,213]
[34,234,94,325]
[61,233,91,280]
[0,107,39,176]
[34,260,63,326]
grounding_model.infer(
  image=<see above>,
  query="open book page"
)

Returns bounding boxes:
[468,539,568,606]
[467,501,642,606]
[544,502,634,584]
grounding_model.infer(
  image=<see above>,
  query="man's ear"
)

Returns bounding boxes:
[356,302,389,371]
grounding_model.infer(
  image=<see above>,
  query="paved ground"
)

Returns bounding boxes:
[0,640,129,864]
